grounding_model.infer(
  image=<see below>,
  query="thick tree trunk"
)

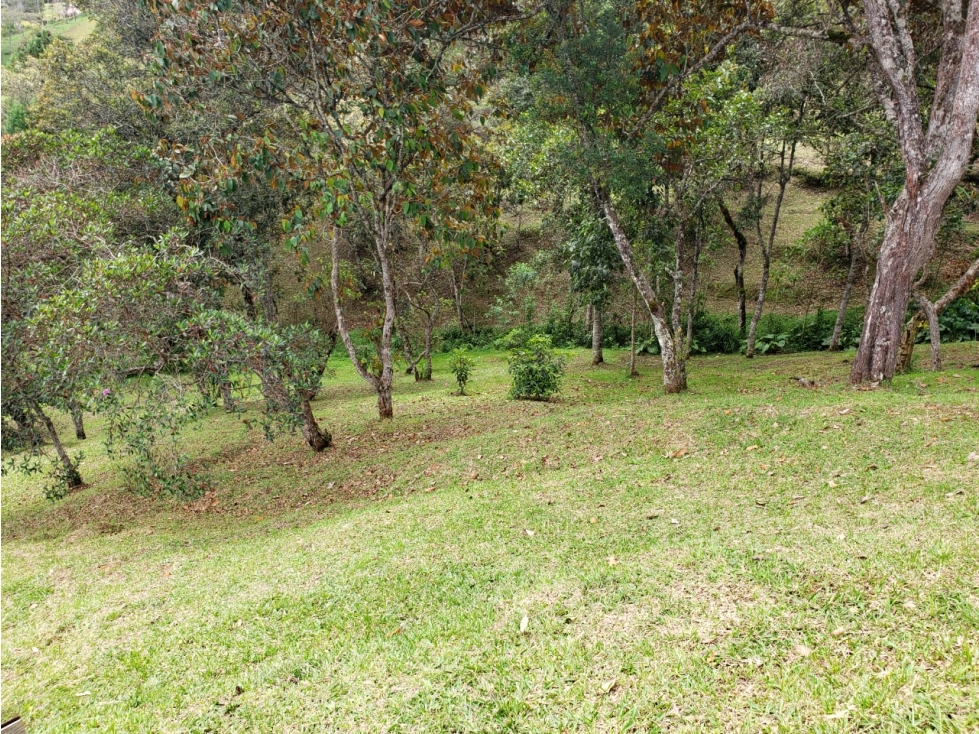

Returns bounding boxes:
[591,307,604,365]
[300,398,331,452]
[850,192,948,382]
[377,382,393,419]
[69,403,86,440]
[719,201,748,335]
[35,406,83,489]
[829,246,861,351]
[851,0,979,382]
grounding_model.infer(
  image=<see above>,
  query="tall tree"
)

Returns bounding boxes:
[149,0,516,418]
[835,1,979,383]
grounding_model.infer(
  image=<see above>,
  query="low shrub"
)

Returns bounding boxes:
[448,349,475,395]
[507,335,566,401]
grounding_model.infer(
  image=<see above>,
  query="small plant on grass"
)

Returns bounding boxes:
[449,349,475,395]
[507,335,566,401]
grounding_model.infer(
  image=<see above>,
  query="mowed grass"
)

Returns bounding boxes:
[2,344,978,732]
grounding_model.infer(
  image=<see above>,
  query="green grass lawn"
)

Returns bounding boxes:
[2,344,978,732]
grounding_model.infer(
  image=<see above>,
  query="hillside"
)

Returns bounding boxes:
[3,345,978,730]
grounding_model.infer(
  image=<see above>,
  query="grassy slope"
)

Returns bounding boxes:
[2,345,978,732]
[0,14,95,67]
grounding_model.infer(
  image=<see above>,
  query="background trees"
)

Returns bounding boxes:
[1,0,977,500]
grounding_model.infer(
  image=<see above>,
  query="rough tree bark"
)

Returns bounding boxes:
[591,306,604,365]
[850,0,979,383]
[897,257,979,372]
[300,397,331,452]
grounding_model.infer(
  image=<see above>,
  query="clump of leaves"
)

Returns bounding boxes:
[448,349,475,395]
[507,335,566,401]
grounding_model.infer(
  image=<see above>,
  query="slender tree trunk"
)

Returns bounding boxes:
[897,257,979,372]
[829,246,861,351]
[330,229,394,419]
[629,293,638,377]
[419,302,438,381]
[584,303,592,337]
[69,402,86,440]
[300,397,331,452]
[914,295,943,372]
[399,311,417,376]
[35,406,83,488]
[591,307,604,365]
[746,121,800,357]
[597,187,686,393]
[719,201,748,335]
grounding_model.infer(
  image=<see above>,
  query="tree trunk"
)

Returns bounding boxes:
[719,201,748,335]
[850,192,950,382]
[376,381,393,419]
[35,406,83,489]
[597,187,686,393]
[897,257,979,372]
[70,402,86,440]
[829,246,861,351]
[746,120,800,357]
[584,303,592,336]
[591,307,604,365]
[330,228,396,419]
[300,397,331,452]
[915,295,943,372]
[628,294,638,378]
[850,0,979,382]
[220,380,234,412]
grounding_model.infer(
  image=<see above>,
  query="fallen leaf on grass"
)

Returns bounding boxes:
[859,495,870,504]
[386,625,402,638]
[945,489,964,498]
[755,500,768,507]
[831,626,847,637]
[746,445,760,452]
[602,679,618,695]
[524,529,535,537]
[670,518,680,525]
[967,452,979,463]
[669,448,688,459]
[794,644,811,658]
[519,615,529,634]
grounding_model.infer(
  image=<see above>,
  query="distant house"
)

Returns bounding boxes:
[63,4,81,18]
